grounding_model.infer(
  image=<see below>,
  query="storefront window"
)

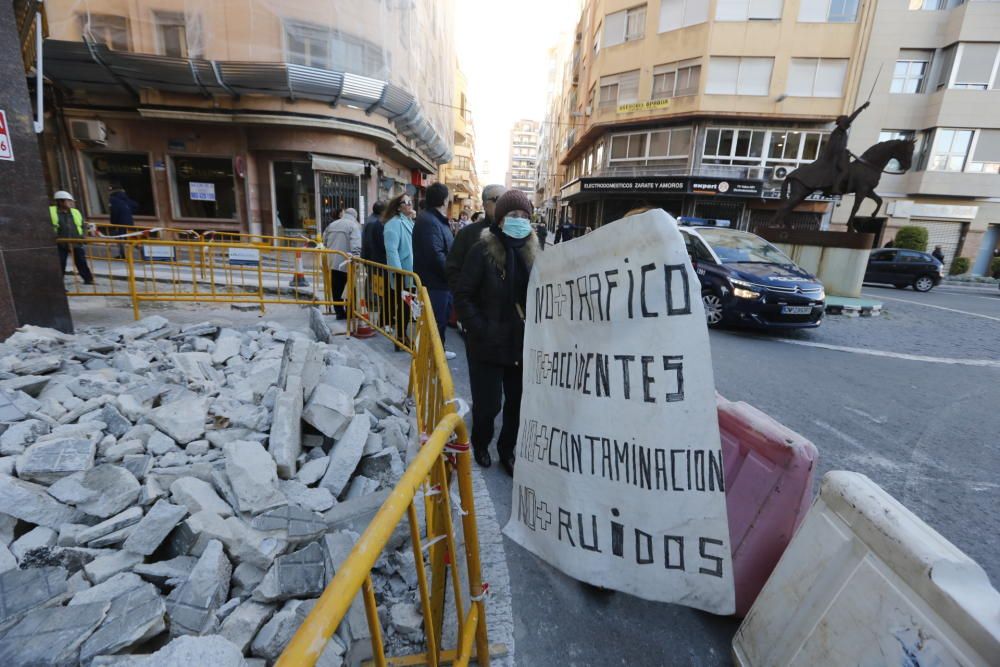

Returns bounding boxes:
[273,162,316,231]
[170,156,237,219]
[82,152,156,217]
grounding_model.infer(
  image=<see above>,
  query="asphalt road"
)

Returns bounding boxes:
[432,281,1000,667]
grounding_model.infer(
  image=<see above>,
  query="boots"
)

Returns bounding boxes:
[473,447,491,468]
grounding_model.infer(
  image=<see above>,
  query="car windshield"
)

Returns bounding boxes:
[697,229,793,265]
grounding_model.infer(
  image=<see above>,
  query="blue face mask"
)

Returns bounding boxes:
[502,217,532,239]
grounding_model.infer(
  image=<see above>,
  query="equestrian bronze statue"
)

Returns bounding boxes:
[773,102,916,231]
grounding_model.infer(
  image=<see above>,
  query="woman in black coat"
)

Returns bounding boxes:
[455,190,539,475]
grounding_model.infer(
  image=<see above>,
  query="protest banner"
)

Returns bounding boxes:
[503,209,735,614]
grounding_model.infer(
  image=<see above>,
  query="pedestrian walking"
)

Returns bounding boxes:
[932,245,945,262]
[50,191,94,285]
[108,182,138,259]
[322,207,361,319]
[455,189,539,476]
[383,194,416,347]
[412,182,457,358]
[536,222,548,249]
[555,219,577,243]
[361,201,387,264]
[446,183,505,295]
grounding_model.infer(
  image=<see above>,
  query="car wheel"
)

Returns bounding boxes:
[913,275,935,292]
[702,291,724,327]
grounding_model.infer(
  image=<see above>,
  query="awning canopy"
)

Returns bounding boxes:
[43,40,452,165]
[311,154,365,176]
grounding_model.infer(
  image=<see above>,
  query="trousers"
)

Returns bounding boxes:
[468,356,522,461]
[427,288,452,346]
[331,270,348,318]
[58,244,94,283]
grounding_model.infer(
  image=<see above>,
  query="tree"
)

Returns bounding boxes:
[893,226,928,252]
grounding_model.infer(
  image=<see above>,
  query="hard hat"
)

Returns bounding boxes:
[53,190,75,201]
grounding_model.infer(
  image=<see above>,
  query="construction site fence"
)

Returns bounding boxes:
[57,235,492,666]
[88,221,320,247]
[56,236,348,317]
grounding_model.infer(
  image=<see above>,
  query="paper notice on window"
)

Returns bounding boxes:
[503,208,735,615]
[190,182,216,201]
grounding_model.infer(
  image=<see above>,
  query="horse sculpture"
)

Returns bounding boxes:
[773,138,916,232]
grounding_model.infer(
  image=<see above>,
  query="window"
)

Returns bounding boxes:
[78,14,129,51]
[659,0,709,32]
[908,0,964,10]
[170,156,237,219]
[787,58,848,97]
[285,22,330,69]
[652,60,701,98]
[951,43,1000,89]
[593,24,602,54]
[935,45,957,89]
[603,5,647,47]
[82,152,156,218]
[284,22,388,78]
[878,130,917,171]
[891,50,932,93]
[608,128,692,166]
[598,70,640,107]
[927,129,973,171]
[703,128,828,167]
[715,0,783,21]
[456,156,472,171]
[273,161,315,231]
[968,130,1000,173]
[706,57,773,95]
[798,0,859,21]
[155,12,201,59]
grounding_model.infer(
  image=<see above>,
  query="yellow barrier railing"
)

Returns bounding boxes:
[278,278,491,666]
[56,236,347,318]
[89,222,319,247]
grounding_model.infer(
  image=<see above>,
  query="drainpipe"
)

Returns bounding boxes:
[33,2,43,133]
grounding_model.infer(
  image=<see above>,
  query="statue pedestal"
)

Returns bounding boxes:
[756,229,875,298]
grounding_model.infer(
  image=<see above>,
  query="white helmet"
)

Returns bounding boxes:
[53,190,75,201]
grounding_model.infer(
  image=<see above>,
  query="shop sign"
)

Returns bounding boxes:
[617,99,671,114]
[190,182,216,201]
[505,209,735,614]
[168,139,186,151]
[580,177,686,193]
[690,180,762,197]
[0,110,14,161]
[228,248,261,266]
[142,245,175,261]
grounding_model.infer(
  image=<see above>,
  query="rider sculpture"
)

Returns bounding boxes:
[773,101,915,231]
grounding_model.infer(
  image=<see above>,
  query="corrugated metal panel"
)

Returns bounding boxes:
[287,64,342,102]
[107,52,205,96]
[43,41,122,95]
[216,61,290,97]
[341,73,383,106]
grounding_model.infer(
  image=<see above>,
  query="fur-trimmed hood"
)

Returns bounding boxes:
[479,227,539,276]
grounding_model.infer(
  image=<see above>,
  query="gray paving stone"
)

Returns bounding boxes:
[80,581,167,662]
[322,490,390,533]
[99,403,133,438]
[279,480,336,513]
[0,418,50,455]
[133,556,197,586]
[0,566,69,625]
[0,600,109,666]
[83,550,144,585]
[251,505,327,541]
[0,544,16,574]
[0,475,83,527]
[76,507,144,545]
[252,541,327,603]
[10,526,57,560]
[269,387,303,479]
[149,396,208,445]
[319,414,369,497]
[16,437,96,484]
[47,464,141,518]
[222,517,287,571]
[139,634,246,666]
[123,500,188,556]
[320,365,366,399]
[303,384,355,439]
[296,456,329,486]
[251,598,317,661]
[69,572,144,606]
[343,475,379,500]
[231,562,266,598]
[223,440,285,514]
[165,539,232,637]
[122,454,153,480]
[219,599,276,653]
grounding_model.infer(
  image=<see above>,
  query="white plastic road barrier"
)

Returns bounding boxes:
[733,471,1000,666]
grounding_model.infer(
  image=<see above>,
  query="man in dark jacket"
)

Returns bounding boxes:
[361,201,387,264]
[446,184,505,295]
[108,183,138,259]
[412,183,455,353]
[455,189,539,475]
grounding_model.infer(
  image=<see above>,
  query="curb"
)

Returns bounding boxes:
[825,303,882,317]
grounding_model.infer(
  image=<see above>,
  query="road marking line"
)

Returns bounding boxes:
[864,293,1000,323]
[773,338,1000,368]
[843,406,887,424]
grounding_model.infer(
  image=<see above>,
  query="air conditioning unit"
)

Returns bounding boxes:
[746,166,765,180]
[70,120,107,145]
[771,165,791,181]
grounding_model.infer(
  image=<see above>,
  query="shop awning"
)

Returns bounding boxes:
[42,39,452,166]
[311,154,365,176]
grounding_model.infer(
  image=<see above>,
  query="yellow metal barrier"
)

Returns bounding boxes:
[56,236,348,318]
[278,278,491,666]
[89,222,319,247]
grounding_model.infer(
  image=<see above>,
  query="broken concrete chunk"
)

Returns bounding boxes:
[251,598,317,661]
[231,562,266,598]
[104,439,144,461]
[252,541,327,603]
[123,500,188,556]
[219,599,276,654]
[0,418,50,455]
[99,403,133,438]
[10,526,57,561]
[296,456,329,486]
[344,475,380,500]
[16,437,96,484]
[170,476,234,518]
[138,634,246,666]
[319,414,369,497]
[0,475,84,527]
[84,550,144,585]
[149,396,208,445]
[47,464,141,518]
[0,601,109,666]
[279,480,336,513]
[76,507,144,545]
[223,440,285,514]
[321,365,366,399]
[269,387,303,479]
[80,581,167,663]
[389,601,423,639]
[133,555,197,586]
[69,572,144,606]
[0,566,69,625]
[251,505,327,542]
[222,517,287,571]
[0,544,16,574]
[165,539,232,637]
[122,454,153,481]
[303,384,355,439]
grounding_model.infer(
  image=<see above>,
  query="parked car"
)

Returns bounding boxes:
[679,223,826,329]
[864,249,944,292]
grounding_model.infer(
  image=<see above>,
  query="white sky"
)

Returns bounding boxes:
[455,0,581,188]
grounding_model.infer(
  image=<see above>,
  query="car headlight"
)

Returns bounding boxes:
[730,278,761,299]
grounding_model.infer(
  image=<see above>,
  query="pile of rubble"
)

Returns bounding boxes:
[0,314,428,666]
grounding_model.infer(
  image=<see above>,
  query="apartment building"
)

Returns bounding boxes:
[831,0,1000,274]
[33,1,455,238]
[439,63,481,218]
[506,119,541,196]
[537,33,578,227]
[552,0,874,231]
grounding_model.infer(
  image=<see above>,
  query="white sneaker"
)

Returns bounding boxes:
[444,350,457,360]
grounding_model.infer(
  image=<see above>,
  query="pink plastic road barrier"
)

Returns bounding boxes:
[718,394,818,616]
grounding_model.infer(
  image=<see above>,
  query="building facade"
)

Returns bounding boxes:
[506,119,541,196]
[33,0,455,238]
[830,0,1000,274]
[550,0,876,233]
[438,63,481,218]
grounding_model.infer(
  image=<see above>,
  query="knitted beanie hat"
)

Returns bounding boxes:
[493,190,534,225]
